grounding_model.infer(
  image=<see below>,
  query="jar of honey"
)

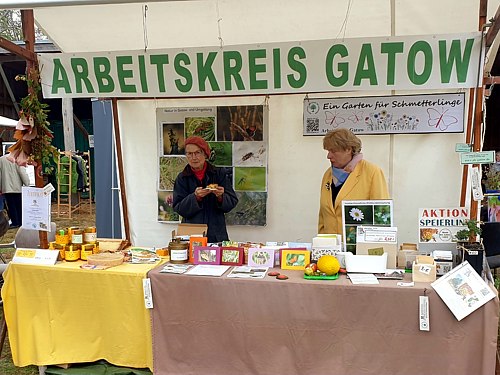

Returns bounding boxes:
[71,229,83,245]
[52,243,66,261]
[65,245,81,261]
[55,229,70,245]
[80,244,95,260]
[84,227,97,244]
[168,238,189,264]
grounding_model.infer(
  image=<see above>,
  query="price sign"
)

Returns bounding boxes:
[12,248,59,265]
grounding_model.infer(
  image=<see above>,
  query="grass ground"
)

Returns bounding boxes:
[0,204,95,374]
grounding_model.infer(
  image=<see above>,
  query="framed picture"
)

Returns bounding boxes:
[220,247,244,266]
[189,236,207,263]
[280,249,310,270]
[247,247,275,268]
[193,246,221,265]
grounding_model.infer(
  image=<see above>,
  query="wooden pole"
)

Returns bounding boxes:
[111,98,130,244]
[21,9,49,248]
[461,0,487,222]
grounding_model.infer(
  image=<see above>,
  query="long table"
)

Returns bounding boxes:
[1,260,161,370]
[149,268,499,375]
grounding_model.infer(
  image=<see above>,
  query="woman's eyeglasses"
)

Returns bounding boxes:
[185,151,204,158]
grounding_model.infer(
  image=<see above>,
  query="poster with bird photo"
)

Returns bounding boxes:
[341,200,393,254]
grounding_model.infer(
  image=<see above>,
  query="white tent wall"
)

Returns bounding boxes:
[31,0,500,246]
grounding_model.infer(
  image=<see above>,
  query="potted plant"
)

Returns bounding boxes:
[455,219,484,275]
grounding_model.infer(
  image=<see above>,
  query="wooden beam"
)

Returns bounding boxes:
[486,4,500,49]
[73,114,90,138]
[21,9,36,73]
[0,37,36,62]
[483,75,500,85]
[112,98,130,244]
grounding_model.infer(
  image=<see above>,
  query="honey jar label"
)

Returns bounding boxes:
[170,249,188,261]
[84,232,97,243]
[80,249,93,261]
[55,234,70,245]
[72,233,83,244]
[65,250,81,261]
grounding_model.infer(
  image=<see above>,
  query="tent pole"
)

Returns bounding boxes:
[111,98,130,245]
[461,0,487,222]
[21,9,48,248]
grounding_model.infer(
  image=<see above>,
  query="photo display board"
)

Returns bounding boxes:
[156,105,268,226]
[341,200,394,253]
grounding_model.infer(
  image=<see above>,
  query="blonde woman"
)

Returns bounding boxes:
[318,129,389,235]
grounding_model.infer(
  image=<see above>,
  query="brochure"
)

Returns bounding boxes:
[431,261,496,321]
[129,247,161,263]
[159,263,193,274]
[227,266,269,278]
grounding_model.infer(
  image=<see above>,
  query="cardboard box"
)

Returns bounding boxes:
[345,252,388,273]
[397,249,419,270]
[400,243,418,251]
[356,242,397,269]
[171,223,207,238]
[412,255,437,282]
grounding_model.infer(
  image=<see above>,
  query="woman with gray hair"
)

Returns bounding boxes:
[318,128,389,235]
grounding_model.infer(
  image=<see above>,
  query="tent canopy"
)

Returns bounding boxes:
[0,115,18,127]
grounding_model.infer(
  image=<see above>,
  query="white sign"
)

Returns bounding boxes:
[21,186,51,231]
[357,226,398,243]
[38,32,481,99]
[303,93,465,135]
[418,207,468,243]
[460,151,495,164]
[12,248,59,265]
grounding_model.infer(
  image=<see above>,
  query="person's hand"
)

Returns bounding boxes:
[212,186,224,198]
[194,187,210,199]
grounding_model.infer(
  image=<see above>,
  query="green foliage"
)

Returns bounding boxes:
[455,219,482,243]
[485,167,500,191]
[0,9,47,41]
[16,68,58,173]
[0,10,22,41]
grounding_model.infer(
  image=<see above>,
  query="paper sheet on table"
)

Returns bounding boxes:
[185,264,230,277]
[348,273,380,284]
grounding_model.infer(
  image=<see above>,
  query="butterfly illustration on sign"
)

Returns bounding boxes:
[325,111,345,128]
[348,110,364,123]
[427,108,458,131]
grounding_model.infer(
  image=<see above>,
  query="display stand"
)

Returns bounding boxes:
[55,151,93,219]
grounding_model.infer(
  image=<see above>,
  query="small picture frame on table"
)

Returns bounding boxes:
[193,246,221,265]
[220,247,244,266]
[247,247,275,268]
[189,236,207,262]
[280,249,310,270]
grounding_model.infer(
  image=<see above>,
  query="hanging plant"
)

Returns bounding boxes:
[8,67,57,171]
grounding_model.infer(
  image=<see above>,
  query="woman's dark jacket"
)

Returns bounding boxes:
[173,162,238,243]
